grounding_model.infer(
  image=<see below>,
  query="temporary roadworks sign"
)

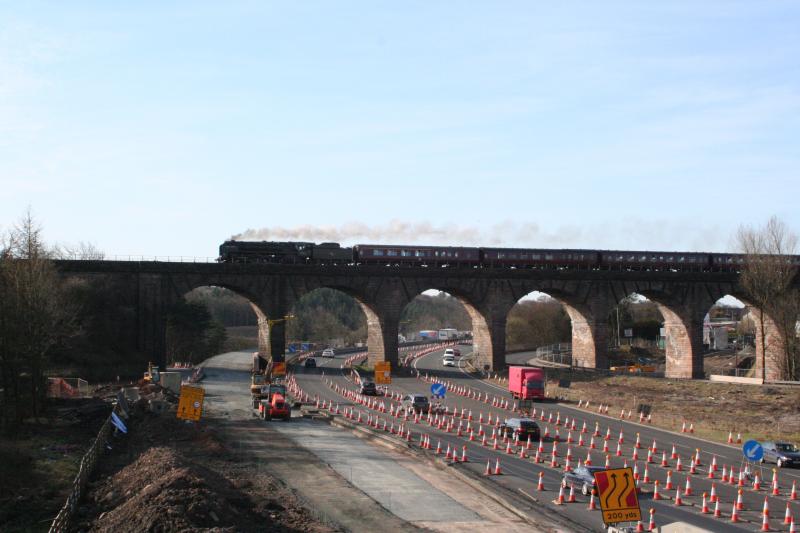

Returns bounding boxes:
[177,385,205,421]
[375,362,391,384]
[593,467,642,524]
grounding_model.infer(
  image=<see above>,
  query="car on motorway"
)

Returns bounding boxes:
[321,348,335,358]
[562,465,606,495]
[498,417,541,442]
[359,381,378,395]
[304,358,317,368]
[444,348,455,356]
[401,394,430,414]
[761,441,800,468]
[442,354,456,367]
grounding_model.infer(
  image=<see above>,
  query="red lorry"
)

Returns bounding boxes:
[508,366,545,400]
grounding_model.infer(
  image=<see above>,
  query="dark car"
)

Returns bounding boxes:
[401,394,430,414]
[359,381,378,396]
[498,417,541,442]
[562,465,607,495]
[761,441,800,468]
[304,358,317,368]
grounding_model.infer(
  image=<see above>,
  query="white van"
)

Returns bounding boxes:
[442,354,456,367]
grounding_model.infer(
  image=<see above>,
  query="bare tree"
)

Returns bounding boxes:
[737,216,799,380]
[0,211,78,427]
[58,241,105,260]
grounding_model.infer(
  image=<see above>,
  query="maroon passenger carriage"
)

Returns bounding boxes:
[354,244,480,266]
[481,248,600,269]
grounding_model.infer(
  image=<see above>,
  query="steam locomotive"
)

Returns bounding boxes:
[218,240,797,272]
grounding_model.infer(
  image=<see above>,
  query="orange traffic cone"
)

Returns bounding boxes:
[461,445,468,462]
[648,508,656,531]
[785,502,793,525]
[710,482,718,503]
[652,480,661,500]
[791,516,797,533]
[568,484,576,503]
[588,490,598,510]
[791,480,797,500]
[701,492,710,513]
[731,500,740,523]
[763,496,770,518]
[714,499,721,518]
[484,459,492,475]
[754,473,762,490]
[674,487,683,506]
[736,489,744,511]
[554,484,565,505]
[772,470,780,495]
[762,512,771,531]
[494,457,502,475]
[665,470,674,490]
[537,471,545,491]
[635,520,645,532]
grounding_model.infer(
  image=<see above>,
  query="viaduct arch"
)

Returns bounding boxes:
[56,260,791,380]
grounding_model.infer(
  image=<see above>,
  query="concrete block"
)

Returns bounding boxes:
[159,372,182,394]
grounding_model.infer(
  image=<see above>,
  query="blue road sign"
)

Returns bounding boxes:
[742,440,764,462]
[430,383,446,398]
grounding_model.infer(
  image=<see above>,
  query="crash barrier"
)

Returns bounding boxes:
[47,377,90,399]
[48,393,129,533]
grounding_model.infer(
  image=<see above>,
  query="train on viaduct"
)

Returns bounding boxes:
[54,241,797,381]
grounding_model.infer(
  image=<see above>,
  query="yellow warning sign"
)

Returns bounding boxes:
[374,361,391,384]
[272,362,286,377]
[593,467,641,524]
[177,385,205,421]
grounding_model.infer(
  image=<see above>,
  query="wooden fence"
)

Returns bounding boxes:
[48,403,121,533]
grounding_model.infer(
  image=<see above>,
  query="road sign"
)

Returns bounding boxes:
[594,467,642,525]
[743,440,764,462]
[272,362,286,377]
[375,361,391,384]
[431,383,446,398]
[177,385,205,421]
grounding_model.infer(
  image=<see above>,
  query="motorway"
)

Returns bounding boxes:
[290,346,800,532]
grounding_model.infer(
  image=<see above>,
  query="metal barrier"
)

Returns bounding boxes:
[47,377,91,398]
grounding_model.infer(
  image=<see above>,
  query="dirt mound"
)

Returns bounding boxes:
[88,446,269,532]
[76,412,330,533]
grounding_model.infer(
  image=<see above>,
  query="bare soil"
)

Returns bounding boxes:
[73,404,334,532]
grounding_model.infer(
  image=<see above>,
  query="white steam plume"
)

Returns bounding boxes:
[231,219,731,251]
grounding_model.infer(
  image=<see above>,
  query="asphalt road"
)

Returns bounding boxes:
[291,348,800,533]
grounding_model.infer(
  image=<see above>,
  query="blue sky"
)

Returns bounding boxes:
[1,2,798,257]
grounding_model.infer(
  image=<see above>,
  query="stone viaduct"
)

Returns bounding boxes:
[55,260,788,380]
